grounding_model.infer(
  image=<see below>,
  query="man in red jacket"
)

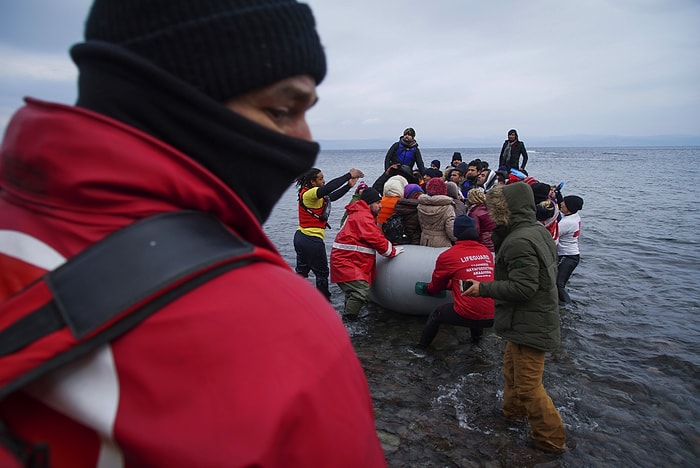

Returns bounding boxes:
[331,188,403,322]
[0,1,387,466]
[410,215,495,357]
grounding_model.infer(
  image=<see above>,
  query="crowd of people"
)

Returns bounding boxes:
[294,126,584,455]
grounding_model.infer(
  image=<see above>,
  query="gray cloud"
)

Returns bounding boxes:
[0,0,698,145]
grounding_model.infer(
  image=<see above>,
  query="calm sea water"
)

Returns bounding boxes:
[264,146,700,467]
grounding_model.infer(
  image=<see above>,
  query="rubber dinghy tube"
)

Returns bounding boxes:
[370,244,453,315]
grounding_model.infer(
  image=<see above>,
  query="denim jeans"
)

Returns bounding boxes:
[556,254,580,303]
[502,342,566,451]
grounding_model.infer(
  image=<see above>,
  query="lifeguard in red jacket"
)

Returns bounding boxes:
[0,1,387,466]
[331,188,404,322]
[410,215,495,356]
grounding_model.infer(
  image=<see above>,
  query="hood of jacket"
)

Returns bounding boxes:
[445,181,462,201]
[418,194,453,207]
[486,183,536,228]
[383,175,408,197]
[482,169,498,190]
[345,199,373,216]
[417,194,454,219]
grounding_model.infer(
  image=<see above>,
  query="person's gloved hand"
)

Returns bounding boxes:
[392,246,405,257]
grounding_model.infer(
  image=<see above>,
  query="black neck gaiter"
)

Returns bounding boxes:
[70,41,320,224]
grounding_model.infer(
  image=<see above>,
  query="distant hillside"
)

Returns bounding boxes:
[318,134,700,150]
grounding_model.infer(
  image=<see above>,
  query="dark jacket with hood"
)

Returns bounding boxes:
[478,183,560,352]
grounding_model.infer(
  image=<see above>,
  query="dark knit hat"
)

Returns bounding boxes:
[424,168,443,179]
[563,195,584,213]
[454,215,479,241]
[452,152,462,162]
[431,159,441,169]
[531,182,552,204]
[426,177,447,196]
[456,162,469,175]
[83,0,327,102]
[360,187,381,205]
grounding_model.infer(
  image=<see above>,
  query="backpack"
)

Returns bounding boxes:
[382,212,409,245]
[0,211,261,466]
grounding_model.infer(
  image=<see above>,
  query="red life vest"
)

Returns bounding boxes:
[298,187,329,229]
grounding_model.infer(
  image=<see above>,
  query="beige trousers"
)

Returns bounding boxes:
[502,341,566,451]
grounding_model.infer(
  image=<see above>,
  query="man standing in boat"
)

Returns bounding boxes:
[384,127,427,177]
[498,129,529,172]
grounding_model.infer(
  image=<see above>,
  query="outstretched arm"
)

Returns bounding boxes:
[372,164,400,194]
[318,168,364,201]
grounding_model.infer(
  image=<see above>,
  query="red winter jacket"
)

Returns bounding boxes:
[0,99,386,467]
[426,240,495,320]
[330,200,396,284]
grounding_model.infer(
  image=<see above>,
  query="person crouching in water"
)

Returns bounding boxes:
[330,188,404,321]
[410,215,495,356]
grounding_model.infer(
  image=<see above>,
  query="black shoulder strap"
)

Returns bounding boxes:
[0,211,256,400]
[298,191,331,229]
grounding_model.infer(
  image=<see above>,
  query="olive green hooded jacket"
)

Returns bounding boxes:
[479,183,560,352]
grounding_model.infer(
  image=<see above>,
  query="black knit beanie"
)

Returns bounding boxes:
[83,0,326,102]
[563,195,584,214]
[360,188,382,205]
[531,182,551,204]
[454,215,479,241]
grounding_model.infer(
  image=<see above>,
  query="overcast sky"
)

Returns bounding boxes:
[1,0,699,146]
